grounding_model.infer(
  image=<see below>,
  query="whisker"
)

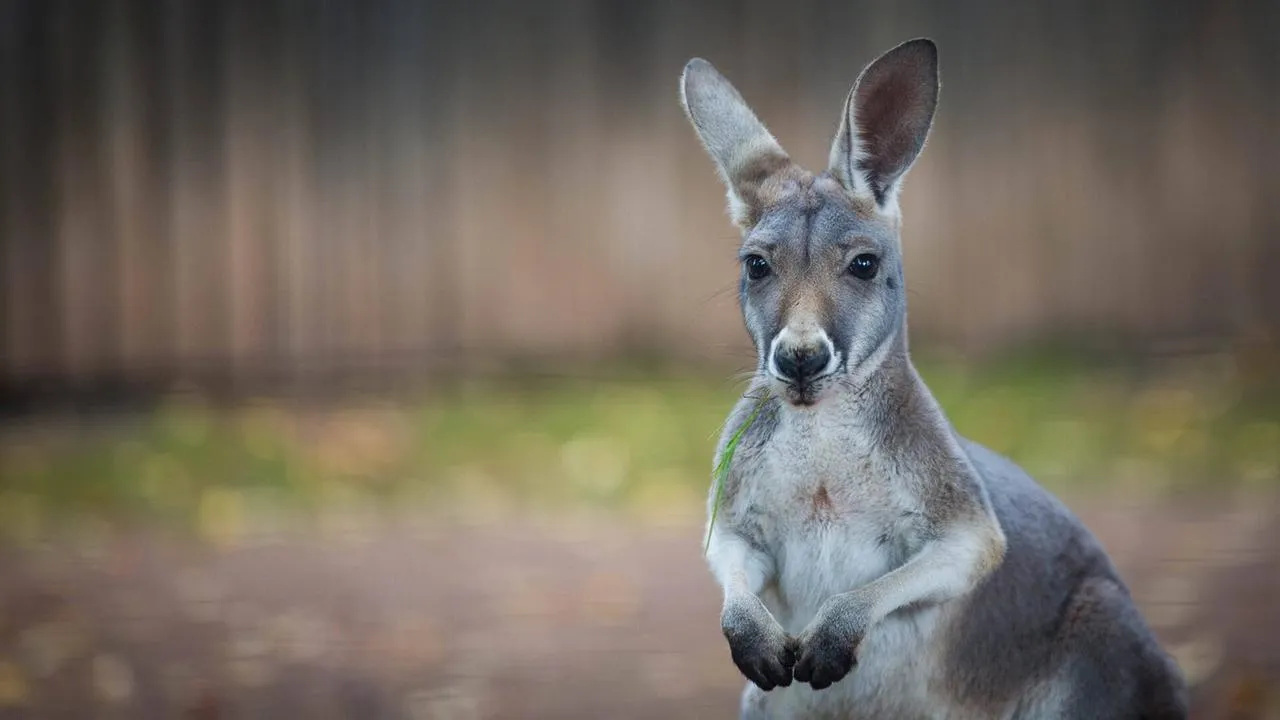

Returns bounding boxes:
[698,283,740,308]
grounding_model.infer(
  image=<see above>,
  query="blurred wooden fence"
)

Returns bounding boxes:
[2,0,1278,389]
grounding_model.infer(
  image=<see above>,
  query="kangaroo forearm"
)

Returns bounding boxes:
[792,514,1008,691]
[841,520,1005,627]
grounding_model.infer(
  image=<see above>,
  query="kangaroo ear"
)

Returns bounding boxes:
[680,58,794,230]
[827,38,939,212]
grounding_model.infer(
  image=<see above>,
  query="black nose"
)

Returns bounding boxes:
[773,345,831,383]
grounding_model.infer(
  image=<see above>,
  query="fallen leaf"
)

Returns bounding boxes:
[0,659,28,707]
[92,653,135,704]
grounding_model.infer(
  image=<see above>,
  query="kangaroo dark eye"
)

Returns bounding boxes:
[744,254,771,281]
[848,253,879,280]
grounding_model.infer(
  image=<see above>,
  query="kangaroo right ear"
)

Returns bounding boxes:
[680,58,794,230]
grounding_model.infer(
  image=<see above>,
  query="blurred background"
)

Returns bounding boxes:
[1,0,1279,717]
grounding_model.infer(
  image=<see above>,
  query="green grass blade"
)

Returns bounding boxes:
[704,391,770,554]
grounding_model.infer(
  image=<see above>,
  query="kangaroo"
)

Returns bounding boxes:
[680,38,1189,720]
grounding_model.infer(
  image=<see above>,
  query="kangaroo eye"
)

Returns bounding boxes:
[744,254,771,281]
[848,253,879,280]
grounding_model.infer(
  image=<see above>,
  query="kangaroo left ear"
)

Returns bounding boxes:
[827,38,939,213]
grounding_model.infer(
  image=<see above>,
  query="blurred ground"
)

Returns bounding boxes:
[1,501,1279,719]
[2,353,1280,718]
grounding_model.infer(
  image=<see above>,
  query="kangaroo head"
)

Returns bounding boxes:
[681,39,938,407]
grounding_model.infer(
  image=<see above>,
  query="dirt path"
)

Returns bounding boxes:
[1,494,1278,719]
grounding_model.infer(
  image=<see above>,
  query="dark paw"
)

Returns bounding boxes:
[722,602,797,691]
[793,623,859,690]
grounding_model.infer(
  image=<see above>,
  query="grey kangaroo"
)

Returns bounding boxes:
[681,38,1189,719]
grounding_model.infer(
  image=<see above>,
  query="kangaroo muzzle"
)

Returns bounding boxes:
[768,327,839,385]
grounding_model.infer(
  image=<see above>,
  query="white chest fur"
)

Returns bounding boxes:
[725,406,946,719]
[732,407,923,634]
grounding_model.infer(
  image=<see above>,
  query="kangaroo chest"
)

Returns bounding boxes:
[737,415,926,628]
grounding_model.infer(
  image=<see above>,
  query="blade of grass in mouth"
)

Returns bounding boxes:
[705,390,771,554]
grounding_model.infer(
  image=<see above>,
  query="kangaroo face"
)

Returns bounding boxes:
[681,39,938,407]
[737,173,904,406]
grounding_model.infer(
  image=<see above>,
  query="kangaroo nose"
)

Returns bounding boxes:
[773,345,832,384]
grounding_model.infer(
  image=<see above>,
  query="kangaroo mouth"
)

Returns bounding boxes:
[773,365,846,407]
[781,379,823,407]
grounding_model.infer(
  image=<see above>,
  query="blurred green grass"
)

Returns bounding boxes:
[2,351,1278,545]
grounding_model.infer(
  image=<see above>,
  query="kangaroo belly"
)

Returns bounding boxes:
[766,520,896,633]
[753,480,952,718]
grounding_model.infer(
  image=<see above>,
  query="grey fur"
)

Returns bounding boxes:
[723,592,798,691]
[682,38,1188,719]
